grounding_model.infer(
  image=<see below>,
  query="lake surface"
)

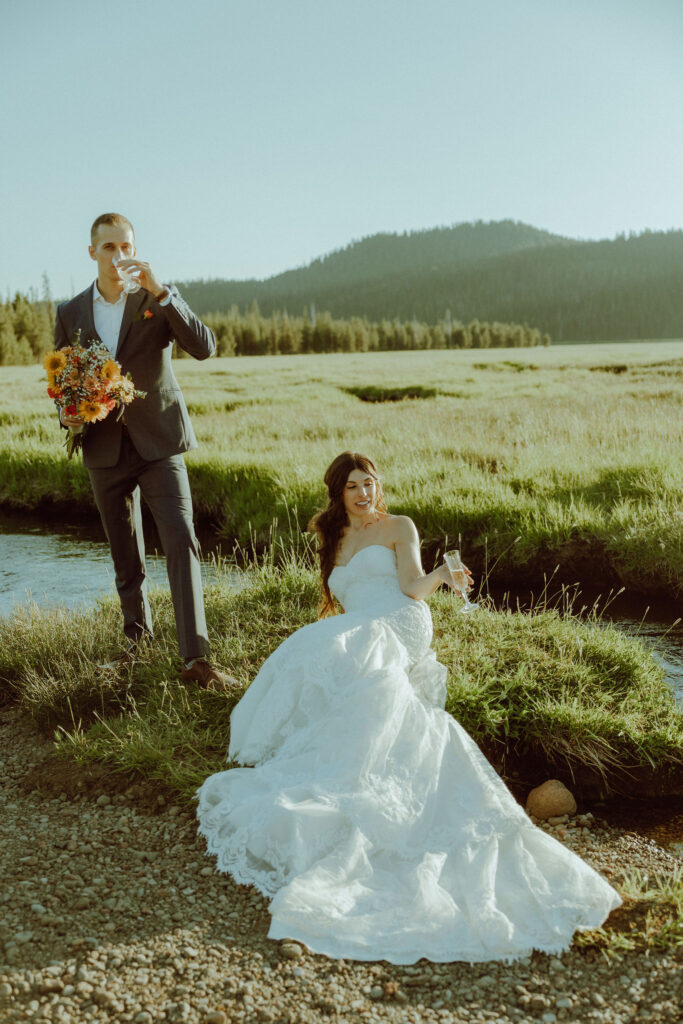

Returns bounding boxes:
[0,514,681,703]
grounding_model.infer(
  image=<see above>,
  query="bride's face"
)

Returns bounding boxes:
[343,468,378,520]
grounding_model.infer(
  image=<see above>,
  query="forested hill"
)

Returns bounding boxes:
[174,221,683,342]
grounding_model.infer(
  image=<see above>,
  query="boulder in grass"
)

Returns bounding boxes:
[526,779,577,820]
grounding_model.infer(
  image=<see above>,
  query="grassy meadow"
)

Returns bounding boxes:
[1,340,681,595]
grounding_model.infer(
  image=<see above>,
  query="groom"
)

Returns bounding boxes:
[55,212,235,691]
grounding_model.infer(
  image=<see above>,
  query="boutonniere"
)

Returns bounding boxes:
[134,309,155,323]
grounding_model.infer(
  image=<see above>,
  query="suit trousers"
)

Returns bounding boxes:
[88,433,210,660]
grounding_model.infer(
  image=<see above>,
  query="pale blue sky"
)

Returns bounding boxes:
[2,0,682,298]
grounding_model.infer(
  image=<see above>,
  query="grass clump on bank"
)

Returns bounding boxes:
[576,866,683,955]
[343,384,438,402]
[0,556,680,803]
[0,343,681,597]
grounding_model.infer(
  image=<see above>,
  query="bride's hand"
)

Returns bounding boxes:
[438,563,474,591]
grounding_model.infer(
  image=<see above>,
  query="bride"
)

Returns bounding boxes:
[196,451,620,963]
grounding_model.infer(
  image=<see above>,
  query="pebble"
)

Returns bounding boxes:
[280,941,304,960]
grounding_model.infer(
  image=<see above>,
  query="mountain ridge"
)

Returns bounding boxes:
[174,220,683,341]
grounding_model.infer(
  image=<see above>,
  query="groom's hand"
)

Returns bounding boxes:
[60,409,85,430]
[116,258,166,299]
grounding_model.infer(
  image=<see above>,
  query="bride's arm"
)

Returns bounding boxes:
[392,516,463,601]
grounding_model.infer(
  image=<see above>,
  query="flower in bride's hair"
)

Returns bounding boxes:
[43,350,67,375]
[78,399,107,422]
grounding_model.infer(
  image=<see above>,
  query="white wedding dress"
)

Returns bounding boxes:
[196,544,620,963]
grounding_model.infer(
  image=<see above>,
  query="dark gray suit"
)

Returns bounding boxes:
[54,285,215,659]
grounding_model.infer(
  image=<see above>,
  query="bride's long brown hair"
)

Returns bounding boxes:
[308,451,388,617]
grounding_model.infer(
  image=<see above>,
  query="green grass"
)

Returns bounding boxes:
[343,384,439,401]
[1,553,680,803]
[1,342,682,596]
[575,865,683,955]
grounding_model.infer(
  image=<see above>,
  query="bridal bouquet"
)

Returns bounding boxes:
[43,330,146,458]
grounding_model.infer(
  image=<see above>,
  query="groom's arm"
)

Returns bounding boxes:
[154,285,216,361]
[115,258,216,361]
[54,304,69,351]
[53,303,85,431]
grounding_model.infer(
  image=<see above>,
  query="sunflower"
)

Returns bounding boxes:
[43,350,67,375]
[101,359,122,383]
[78,399,107,422]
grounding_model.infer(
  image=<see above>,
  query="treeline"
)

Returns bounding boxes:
[189,307,548,356]
[0,286,55,365]
[0,291,548,365]
[175,223,683,342]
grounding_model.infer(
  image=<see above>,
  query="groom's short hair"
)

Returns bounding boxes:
[91,213,135,245]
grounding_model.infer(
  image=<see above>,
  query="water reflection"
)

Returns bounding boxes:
[0,517,225,615]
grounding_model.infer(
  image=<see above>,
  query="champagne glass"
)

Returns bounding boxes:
[113,254,141,294]
[444,549,478,614]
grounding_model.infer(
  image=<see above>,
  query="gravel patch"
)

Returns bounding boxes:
[1,707,681,1024]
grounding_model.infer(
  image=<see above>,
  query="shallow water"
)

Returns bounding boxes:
[0,513,228,615]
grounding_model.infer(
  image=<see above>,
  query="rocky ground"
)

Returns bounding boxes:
[1,706,681,1024]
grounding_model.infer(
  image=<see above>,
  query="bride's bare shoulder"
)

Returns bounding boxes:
[382,515,418,543]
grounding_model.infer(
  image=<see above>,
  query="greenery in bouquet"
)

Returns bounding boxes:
[43,330,146,458]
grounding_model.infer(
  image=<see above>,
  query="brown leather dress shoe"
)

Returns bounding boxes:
[181,658,241,693]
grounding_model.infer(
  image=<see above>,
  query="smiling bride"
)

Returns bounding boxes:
[196,451,620,964]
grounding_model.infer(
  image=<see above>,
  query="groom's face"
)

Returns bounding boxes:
[89,224,136,285]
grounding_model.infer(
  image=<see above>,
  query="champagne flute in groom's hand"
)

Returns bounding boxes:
[444,549,478,614]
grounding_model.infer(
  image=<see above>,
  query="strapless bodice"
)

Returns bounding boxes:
[329,544,411,613]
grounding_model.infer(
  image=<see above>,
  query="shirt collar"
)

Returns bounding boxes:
[92,281,127,307]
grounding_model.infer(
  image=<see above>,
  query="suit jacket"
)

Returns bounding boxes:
[54,284,215,469]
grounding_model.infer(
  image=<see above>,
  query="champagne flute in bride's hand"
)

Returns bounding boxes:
[113,255,141,294]
[444,549,478,614]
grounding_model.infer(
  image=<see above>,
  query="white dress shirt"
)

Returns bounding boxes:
[92,281,172,355]
[92,282,127,355]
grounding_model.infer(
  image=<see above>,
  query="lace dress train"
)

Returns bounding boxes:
[196,545,620,963]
